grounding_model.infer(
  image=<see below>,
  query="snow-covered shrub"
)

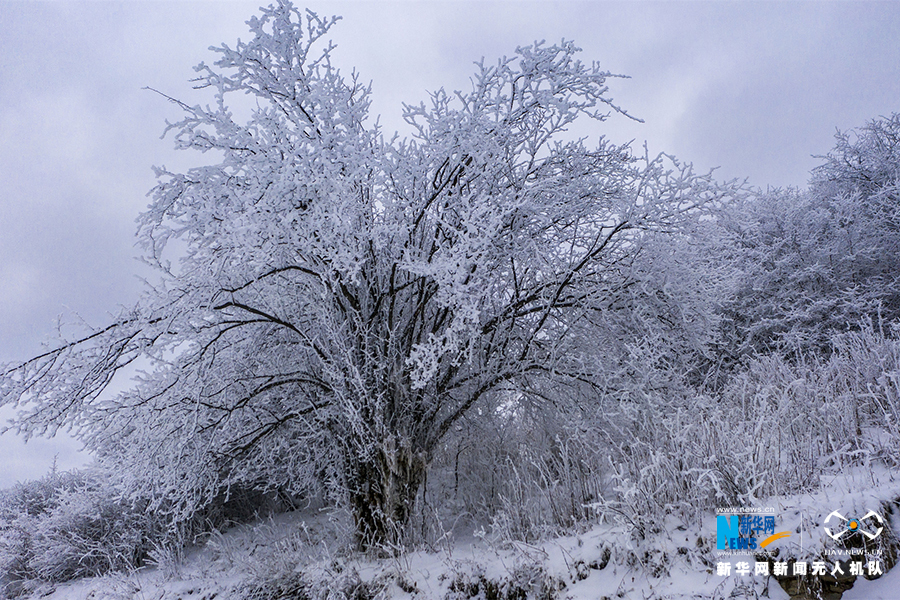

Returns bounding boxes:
[424,405,521,532]
[445,567,562,600]
[622,321,900,523]
[826,323,900,460]
[238,562,386,600]
[487,424,608,543]
[420,388,612,545]
[598,325,900,538]
[710,322,900,491]
[0,468,161,597]
[424,321,900,548]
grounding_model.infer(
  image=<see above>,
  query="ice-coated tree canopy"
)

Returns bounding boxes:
[0,2,735,548]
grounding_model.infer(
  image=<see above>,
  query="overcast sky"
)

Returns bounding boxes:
[1,0,898,488]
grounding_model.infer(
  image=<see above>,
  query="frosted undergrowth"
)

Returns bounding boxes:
[17,465,900,600]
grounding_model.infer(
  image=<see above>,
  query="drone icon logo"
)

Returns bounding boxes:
[823,509,884,541]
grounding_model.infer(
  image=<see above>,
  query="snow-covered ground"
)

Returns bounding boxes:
[22,537,900,599]
[18,515,759,600]
[15,466,899,600]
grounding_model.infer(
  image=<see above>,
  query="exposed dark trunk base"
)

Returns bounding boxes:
[349,444,425,552]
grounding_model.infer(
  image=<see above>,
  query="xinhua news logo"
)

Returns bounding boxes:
[716,511,791,551]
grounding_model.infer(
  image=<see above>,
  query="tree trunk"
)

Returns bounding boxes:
[348,439,426,552]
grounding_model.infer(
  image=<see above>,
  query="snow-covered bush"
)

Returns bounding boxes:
[238,560,387,600]
[444,563,563,600]
[0,468,160,597]
[485,322,900,544]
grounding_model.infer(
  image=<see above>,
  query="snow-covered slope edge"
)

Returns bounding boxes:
[23,469,900,600]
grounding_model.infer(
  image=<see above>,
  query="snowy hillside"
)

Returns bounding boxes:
[19,465,900,600]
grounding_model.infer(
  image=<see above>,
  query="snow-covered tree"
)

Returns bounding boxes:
[0,2,732,549]
[718,114,900,358]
